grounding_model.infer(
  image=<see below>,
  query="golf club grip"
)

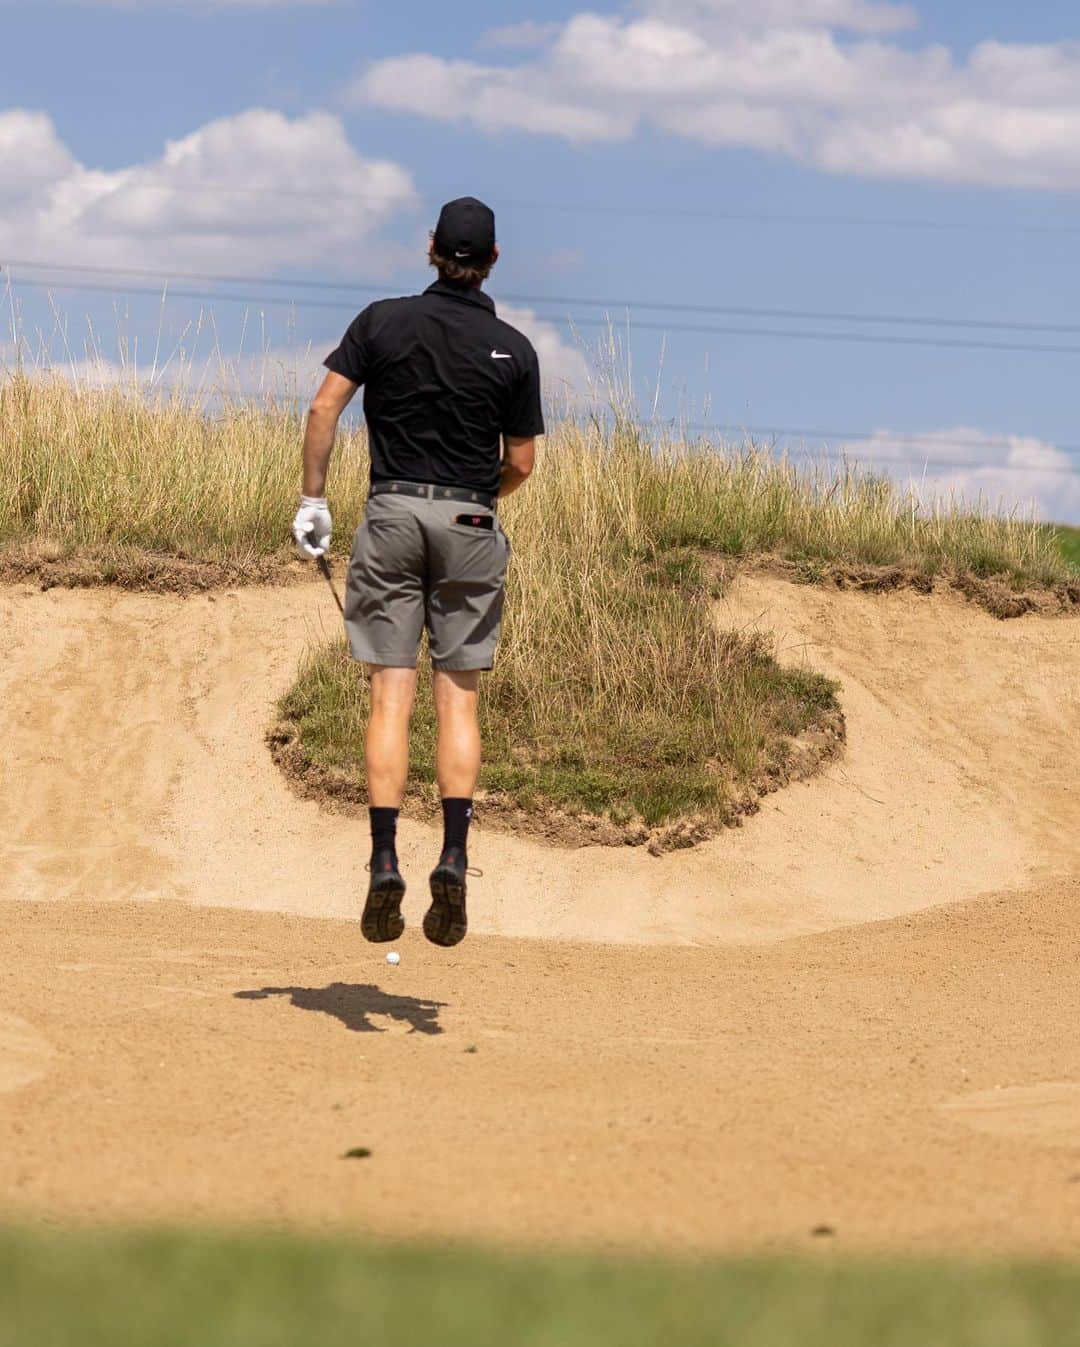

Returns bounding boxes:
[303,529,344,614]
[305,528,330,567]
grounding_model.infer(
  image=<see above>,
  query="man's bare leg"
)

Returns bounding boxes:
[360,665,416,944]
[432,669,482,799]
[366,666,418,806]
[425,668,481,947]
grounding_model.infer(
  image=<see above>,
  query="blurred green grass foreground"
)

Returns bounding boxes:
[3,1227,1080,1347]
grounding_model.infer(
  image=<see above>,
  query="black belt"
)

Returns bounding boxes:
[370,480,498,510]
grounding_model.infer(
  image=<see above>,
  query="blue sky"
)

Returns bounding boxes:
[3,0,1080,520]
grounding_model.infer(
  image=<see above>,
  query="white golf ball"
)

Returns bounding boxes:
[386,951,401,965]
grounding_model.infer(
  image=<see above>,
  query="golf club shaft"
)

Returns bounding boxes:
[303,526,345,615]
[317,554,345,615]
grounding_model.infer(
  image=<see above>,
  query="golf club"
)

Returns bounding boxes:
[306,527,344,615]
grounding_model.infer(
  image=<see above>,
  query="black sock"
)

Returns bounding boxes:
[440,797,473,863]
[369,806,399,861]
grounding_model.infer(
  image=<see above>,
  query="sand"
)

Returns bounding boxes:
[1,575,1077,1252]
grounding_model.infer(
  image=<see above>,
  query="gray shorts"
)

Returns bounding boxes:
[344,493,511,672]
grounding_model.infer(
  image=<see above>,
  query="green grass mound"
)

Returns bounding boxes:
[3,1228,1080,1347]
[276,630,839,846]
[276,436,845,844]
[275,431,1078,843]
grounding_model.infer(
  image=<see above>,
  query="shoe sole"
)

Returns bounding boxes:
[424,867,468,947]
[361,874,406,944]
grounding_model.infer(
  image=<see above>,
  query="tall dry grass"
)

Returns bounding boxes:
[0,373,1071,585]
[6,372,1075,833]
[0,374,366,563]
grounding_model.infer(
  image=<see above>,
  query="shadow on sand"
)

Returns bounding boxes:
[234,982,445,1035]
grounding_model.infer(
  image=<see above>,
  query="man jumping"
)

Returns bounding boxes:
[292,198,542,948]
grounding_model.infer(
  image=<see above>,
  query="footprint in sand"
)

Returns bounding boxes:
[0,1012,55,1094]
[939,1083,1080,1142]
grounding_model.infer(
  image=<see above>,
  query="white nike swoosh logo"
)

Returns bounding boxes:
[491,350,512,360]
[455,250,471,258]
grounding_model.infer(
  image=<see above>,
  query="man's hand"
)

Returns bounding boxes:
[292,496,332,559]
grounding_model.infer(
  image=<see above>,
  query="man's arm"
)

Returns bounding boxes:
[302,371,360,497]
[499,435,535,498]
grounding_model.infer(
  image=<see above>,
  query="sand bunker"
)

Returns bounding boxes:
[3,575,1080,1253]
[1,575,1076,943]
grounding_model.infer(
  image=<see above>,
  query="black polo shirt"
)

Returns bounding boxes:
[324,279,544,497]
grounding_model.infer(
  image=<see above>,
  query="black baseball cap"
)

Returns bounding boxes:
[433,197,496,265]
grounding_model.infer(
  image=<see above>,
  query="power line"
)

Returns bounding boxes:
[5,257,1079,336]
[774,445,1080,481]
[2,179,419,210]
[4,346,1073,480]
[2,260,376,296]
[579,317,1080,357]
[5,275,356,311]
[503,198,1080,238]
[664,435,1080,480]
[7,266,1078,477]
[680,421,1080,459]
[8,275,1080,358]
[10,178,1080,236]
[526,299,1080,336]
[672,424,1080,477]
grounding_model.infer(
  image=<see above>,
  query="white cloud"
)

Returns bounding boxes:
[265,311,590,407]
[40,356,139,391]
[0,107,418,274]
[241,315,588,405]
[6,314,590,412]
[350,4,1080,190]
[0,108,79,187]
[304,309,589,404]
[641,0,917,36]
[498,304,591,401]
[841,427,1080,524]
[358,53,632,142]
[8,332,351,402]
[0,334,317,398]
[246,311,591,408]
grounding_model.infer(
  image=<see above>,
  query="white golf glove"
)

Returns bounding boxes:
[292,495,332,560]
